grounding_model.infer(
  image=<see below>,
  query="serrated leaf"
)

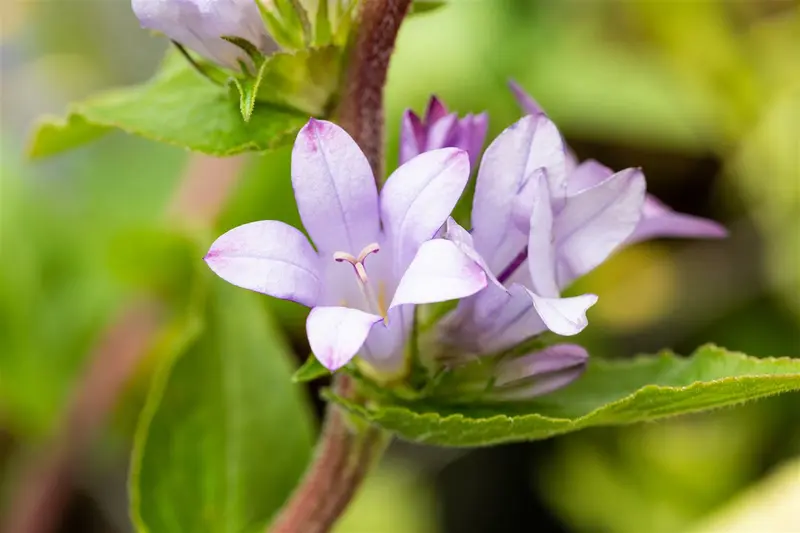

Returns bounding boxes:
[293,354,330,383]
[328,345,800,447]
[29,59,309,159]
[130,281,315,533]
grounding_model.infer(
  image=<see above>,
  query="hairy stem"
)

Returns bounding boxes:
[336,0,413,181]
[270,1,411,531]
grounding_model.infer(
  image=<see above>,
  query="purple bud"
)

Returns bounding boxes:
[132,0,276,71]
[492,344,588,400]
[399,96,489,168]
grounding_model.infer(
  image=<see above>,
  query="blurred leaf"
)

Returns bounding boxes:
[409,1,447,16]
[130,280,315,533]
[293,355,329,383]
[328,345,800,446]
[29,57,309,158]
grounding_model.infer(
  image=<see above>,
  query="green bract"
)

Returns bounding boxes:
[328,345,800,446]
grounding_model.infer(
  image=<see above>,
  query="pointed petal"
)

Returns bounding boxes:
[455,113,489,168]
[494,343,588,388]
[205,220,321,307]
[527,290,598,336]
[524,172,559,297]
[567,159,614,195]
[380,148,470,273]
[306,306,383,371]
[390,239,487,308]
[628,196,728,244]
[399,110,425,165]
[426,113,459,151]
[472,115,567,271]
[425,95,449,123]
[508,80,545,116]
[292,119,380,255]
[473,284,548,352]
[555,167,646,286]
[444,218,503,288]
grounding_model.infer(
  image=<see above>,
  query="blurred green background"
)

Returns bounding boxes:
[1,1,798,532]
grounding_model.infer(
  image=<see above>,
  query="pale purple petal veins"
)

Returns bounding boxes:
[523,172,560,297]
[555,167,646,287]
[567,159,614,195]
[291,119,380,255]
[471,115,566,262]
[508,80,546,117]
[380,148,470,273]
[494,343,589,388]
[628,196,728,244]
[204,220,321,307]
[306,306,383,371]
[389,239,487,308]
[526,290,598,336]
[444,217,504,289]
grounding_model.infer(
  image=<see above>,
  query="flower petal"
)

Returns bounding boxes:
[291,119,380,255]
[524,172,559,297]
[399,110,425,165]
[204,220,321,307]
[555,167,646,287]
[362,306,411,376]
[425,96,450,123]
[426,113,459,151]
[494,343,589,388]
[390,239,487,308]
[455,113,489,168]
[471,115,567,272]
[508,80,545,117]
[527,290,598,336]
[629,196,728,244]
[306,306,383,371]
[567,159,613,195]
[380,148,470,273]
[444,218,504,288]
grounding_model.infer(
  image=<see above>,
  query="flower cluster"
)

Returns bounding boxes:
[205,85,726,400]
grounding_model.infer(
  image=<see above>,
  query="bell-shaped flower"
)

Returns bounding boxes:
[400,96,488,169]
[490,344,588,400]
[204,119,487,373]
[439,114,646,354]
[133,0,277,71]
[509,80,727,246]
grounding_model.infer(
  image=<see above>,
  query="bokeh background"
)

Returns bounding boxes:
[1,0,799,532]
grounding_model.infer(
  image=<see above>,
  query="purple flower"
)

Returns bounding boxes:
[440,114,647,354]
[509,80,727,245]
[132,0,276,70]
[205,119,487,373]
[491,344,588,400]
[400,96,488,169]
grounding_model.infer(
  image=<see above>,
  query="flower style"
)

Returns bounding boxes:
[509,80,728,245]
[439,113,647,356]
[204,119,487,373]
[132,0,277,71]
[400,96,488,168]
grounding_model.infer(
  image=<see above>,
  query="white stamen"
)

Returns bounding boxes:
[332,243,384,316]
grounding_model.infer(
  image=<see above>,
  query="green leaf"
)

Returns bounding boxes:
[409,1,447,16]
[328,345,800,447]
[29,57,309,158]
[130,281,315,533]
[292,355,330,383]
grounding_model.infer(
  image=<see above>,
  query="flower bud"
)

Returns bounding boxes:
[400,96,488,168]
[491,344,588,400]
[132,0,277,71]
